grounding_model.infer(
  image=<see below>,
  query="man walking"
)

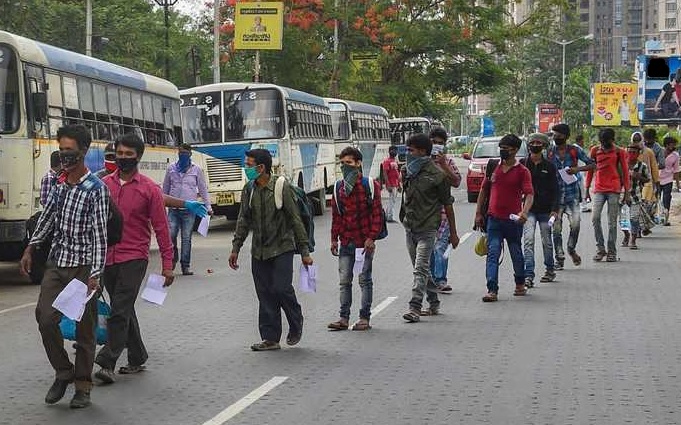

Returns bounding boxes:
[585,128,630,262]
[94,134,174,384]
[20,124,109,408]
[522,134,559,288]
[475,134,534,302]
[400,134,459,322]
[381,146,401,222]
[548,123,595,270]
[229,149,313,351]
[163,143,212,276]
[328,147,383,331]
[39,151,61,206]
[430,127,462,294]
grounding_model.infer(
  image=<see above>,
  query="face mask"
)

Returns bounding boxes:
[244,165,261,181]
[104,161,117,173]
[341,163,360,180]
[178,152,191,169]
[116,157,138,173]
[431,144,444,156]
[59,151,82,168]
[499,149,512,160]
[529,145,543,154]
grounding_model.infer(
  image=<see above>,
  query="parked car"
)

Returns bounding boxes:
[464,136,528,203]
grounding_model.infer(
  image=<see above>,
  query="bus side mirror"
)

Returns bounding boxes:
[32,92,47,122]
[288,110,298,127]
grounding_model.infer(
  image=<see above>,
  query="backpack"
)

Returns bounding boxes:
[547,144,579,166]
[247,176,315,254]
[333,177,388,240]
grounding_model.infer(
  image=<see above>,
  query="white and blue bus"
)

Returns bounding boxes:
[389,117,442,164]
[325,98,391,180]
[0,30,187,269]
[180,83,335,219]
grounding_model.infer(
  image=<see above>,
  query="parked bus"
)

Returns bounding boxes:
[325,98,391,180]
[180,83,335,219]
[0,30,187,280]
[389,117,442,164]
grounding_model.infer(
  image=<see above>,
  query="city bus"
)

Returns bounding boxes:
[0,30,188,279]
[389,117,442,164]
[179,83,335,220]
[325,98,391,181]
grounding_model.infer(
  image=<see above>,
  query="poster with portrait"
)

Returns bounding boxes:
[234,2,284,50]
[591,83,639,127]
[535,104,563,133]
[637,55,681,124]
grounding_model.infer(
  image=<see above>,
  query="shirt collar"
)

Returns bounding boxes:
[111,169,141,185]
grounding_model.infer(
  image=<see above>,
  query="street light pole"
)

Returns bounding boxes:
[85,0,92,56]
[536,33,594,106]
[153,0,179,80]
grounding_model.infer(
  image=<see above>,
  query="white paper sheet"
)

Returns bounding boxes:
[197,216,211,237]
[52,279,95,322]
[353,248,365,275]
[443,244,452,259]
[558,167,578,184]
[299,264,317,293]
[141,274,168,305]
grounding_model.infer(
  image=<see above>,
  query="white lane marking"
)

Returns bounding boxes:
[459,231,473,245]
[0,302,36,315]
[370,296,398,317]
[201,376,289,425]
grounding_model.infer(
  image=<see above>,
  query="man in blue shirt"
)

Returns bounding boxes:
[548,124,595,270]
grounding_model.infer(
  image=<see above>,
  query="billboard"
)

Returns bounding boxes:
[636,55,681,124]
[591,83,639,126]
[234,2,284,50]
[535,104,563,133]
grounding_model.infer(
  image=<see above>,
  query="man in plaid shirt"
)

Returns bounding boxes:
[39,151,61,206]
[328,147,383,331]
[20,125,109,409]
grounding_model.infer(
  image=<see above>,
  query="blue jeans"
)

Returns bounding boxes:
[523,213,554,279]
[430,220,450,286]
[592,193,620,254]
[486,217,525,294]
[406,229,440,311]
[168,209,195,270]
[338,244,374,320]
[553,199,581,260]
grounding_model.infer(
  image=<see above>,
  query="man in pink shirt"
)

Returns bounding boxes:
[94,134,174,384]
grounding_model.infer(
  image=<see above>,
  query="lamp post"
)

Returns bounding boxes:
[536,33,594,106]
[153,0,179,80]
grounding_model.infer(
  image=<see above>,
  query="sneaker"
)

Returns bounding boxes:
[181,268,194,276]
[555,258,565,271]
[606,252,618,262]
[250,341,281,351]
[45,379,71,404]
[593,251,607,262]
[69,391,91,409]
[540,271,556,283]
[569,251,582,266]
[94,367,115,384]
[524,277,534,288]
[402,310,421,322]
[436,284,453,294]
[419,306,440,316]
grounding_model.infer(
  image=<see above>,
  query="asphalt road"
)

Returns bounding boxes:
[1,158,681,425]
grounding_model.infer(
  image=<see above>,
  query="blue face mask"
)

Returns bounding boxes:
[178,152,191,169]
[245,166,261,181]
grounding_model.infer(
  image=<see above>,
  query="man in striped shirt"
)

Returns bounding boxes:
[20,125,109,409]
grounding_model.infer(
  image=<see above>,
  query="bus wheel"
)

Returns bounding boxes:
[309,188,325,216]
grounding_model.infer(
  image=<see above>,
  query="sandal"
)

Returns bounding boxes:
[327,319,349,331]
[419,307,440,316]
[629,244,638,250]
[482,293,498,302]
[402,310,421,322]
[250,341,281,351]
[606,253,618,262]
[118,365,146,375]
[351,319,371,331]
[513,286,527,296]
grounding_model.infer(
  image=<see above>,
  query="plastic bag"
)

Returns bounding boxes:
[474,232,488,256]
[59,296,110,345]
[619,204,631,231]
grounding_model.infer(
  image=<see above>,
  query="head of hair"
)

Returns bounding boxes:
[552,123,570,138]
[575,134,584,143]
[339,146,362,162]
[599,128,615,143]
[429,127,448,141]
[528,133,549,146]
[50,151,61,168]
[406,133,432,155]
[246,149,272,173]
[663,136,678,146]
[643,128,657,141]
[104,142,115,153]
[179,143,192,152]
[115,133,146,158]
[388,145,398,154]
[499,134,522,149]
[56,124,92,152]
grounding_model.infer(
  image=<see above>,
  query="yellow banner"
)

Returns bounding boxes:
[592,83,639,127]
[350,53,381,82]
[234,2,284,50]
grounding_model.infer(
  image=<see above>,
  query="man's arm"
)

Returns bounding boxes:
[89,186,109,279]
[576,146,596,172]
[149,186,175,271]
[620,150,631,191]
[585,147,596,192]
[30,188,58,246]
[197,167,212,211]
[231,186,252,254]
[39,174,50,206]
[440,156,462,188]
[282,184,310,258]
[549,163,560,214]
[520,169,534,218]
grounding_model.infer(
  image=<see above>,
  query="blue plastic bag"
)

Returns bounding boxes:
[59,297,111,346]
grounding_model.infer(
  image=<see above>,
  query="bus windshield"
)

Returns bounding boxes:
[181,91,222,144]
[329,103,350,141]
[223,88,284,141]
[0,45,20,134]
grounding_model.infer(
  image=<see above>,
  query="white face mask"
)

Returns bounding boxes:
[431,144,444,156]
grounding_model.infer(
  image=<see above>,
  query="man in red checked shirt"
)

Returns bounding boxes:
[328,147,384,331]
[381,146,401,222]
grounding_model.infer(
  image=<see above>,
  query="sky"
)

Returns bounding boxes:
[174,0,207,18]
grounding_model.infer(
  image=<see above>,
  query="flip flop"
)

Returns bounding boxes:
[118,365,146,375]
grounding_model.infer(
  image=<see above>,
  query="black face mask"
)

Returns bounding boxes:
[59,151,82,168]
[499,149,512,160]
[530,146,543,154]
[389,152,397,158]
[116,157,138,173]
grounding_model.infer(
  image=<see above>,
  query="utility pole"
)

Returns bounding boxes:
[330,0,339,96]
[85,0,92,56]
[153,0,179,80]
[213,0,221,84]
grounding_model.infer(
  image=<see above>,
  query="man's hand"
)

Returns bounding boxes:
[19,247,34,276]
[449,231,460,250]
[517,212,528,225]
[584,189,591,202]
[228,252,239,270]
[162,269,175,287]
[364,238,376,254]
[302,255,314,266]
[86,277,100,296]
[331,241,339,256]
[623,192,632,205]
[434,153,447,167]
[184,200,209,218]
[474,212,485,231]
[208,209,214,216]
[567,166,580,175]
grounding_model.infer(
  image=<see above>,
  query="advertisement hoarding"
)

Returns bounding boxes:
[234,2,284,50]
[637,55,681,124]
[591,83,639,126]
[535,104,563,133]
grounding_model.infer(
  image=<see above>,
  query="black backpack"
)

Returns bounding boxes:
[70,174,123,247]
[475,158,500,232]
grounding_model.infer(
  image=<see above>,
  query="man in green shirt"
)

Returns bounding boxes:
[400,134,460,322]
[229,149,314,351]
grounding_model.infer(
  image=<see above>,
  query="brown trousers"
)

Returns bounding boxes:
[35,264,97,391]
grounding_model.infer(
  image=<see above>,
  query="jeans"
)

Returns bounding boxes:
[592,192,620,254]
[430,220,450,285]
[251,251,303,342]
[486,217,525,294]
[553,199,581,260]
[523,213,554,279]
[661,182,673,211]
[385,186,398,221]
[96,260,149,370]
[338,244,373,320]
[405,229,439,311]
[168,209,195,270]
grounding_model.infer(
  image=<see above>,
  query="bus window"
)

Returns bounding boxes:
[0,46,19,133]
[181,91,222,144]
[222,88,284,141]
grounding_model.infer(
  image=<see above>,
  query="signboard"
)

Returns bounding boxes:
[350,52,381,82]
[591,83,639,126]
[480,116,495,137]
[637,54,681,124]
[535,104,563,133]
[234,2,284,50]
